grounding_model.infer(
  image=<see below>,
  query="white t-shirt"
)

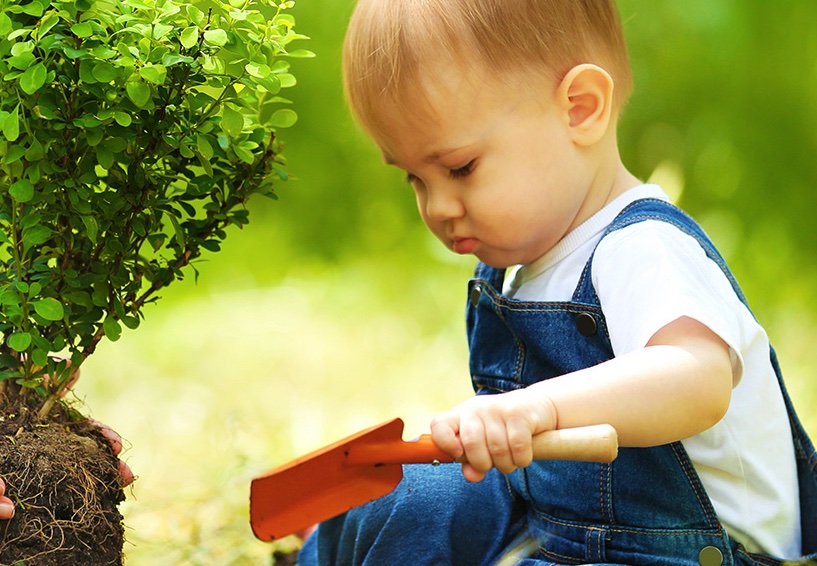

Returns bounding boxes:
[503,184,801,558]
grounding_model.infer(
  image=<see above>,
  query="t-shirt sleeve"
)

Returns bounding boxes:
[591,220,747,385]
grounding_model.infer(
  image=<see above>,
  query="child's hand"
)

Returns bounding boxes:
[430,388,558,483]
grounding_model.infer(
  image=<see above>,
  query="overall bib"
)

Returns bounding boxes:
[467,198,817,565]
[299,199,817,566]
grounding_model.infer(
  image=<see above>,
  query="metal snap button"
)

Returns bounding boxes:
[575,312,597,336]
[470,283,482,307]
[698,546,723,566]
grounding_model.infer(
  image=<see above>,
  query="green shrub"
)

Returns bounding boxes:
[0,0,312,416]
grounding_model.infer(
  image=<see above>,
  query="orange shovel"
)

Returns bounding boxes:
[249,418,618,542]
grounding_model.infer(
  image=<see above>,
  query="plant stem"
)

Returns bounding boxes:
[37,395,56,420]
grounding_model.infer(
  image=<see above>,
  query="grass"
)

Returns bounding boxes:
[74,252,817,565]
[76,253,476,564]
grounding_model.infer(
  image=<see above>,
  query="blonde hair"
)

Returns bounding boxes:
[343,0,632,135]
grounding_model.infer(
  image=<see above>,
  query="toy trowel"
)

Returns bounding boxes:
[249,417,618,541]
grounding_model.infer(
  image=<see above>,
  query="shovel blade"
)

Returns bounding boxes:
[250,418,408,541]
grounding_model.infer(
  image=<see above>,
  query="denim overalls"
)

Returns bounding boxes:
[299,198,817,566]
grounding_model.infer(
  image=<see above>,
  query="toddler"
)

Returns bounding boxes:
[300,1,817,564]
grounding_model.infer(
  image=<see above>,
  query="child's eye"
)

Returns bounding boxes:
[449,160,475,179]
[406,172,419,184]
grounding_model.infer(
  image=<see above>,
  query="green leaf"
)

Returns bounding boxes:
[62,46,86,59]
[3,144,26,165]
[203,29,228,47]
[92,62,119,82]
[103,316,121,341]
[233,144,254,164]
[33,298,64,321]
[167,214,185,248]
[2,105,20,142]
[0,288,21,306]
[147,233,167,251]
[96,144,114,169]
[245,63,270,78]
[37,12,59,38]
[71,21,94,38]
[153,23,173,40]
[21,1,45,17]
[22,225,52,248]
[24,138,44,161]
[31,348,48,368]
[196,134,214,159]
[139,64,166,85]
[82,215,99,243]
[255,74,281,94]
[8,332,32,352]
[126,80,151,108]
[268,108,298,128]
[19,62,47,94]
[162,53,193,66]
[9,179,34,202]
[114,111,132,127]
[197,152,213,176]
[180,26,199,49]
[0,13,12,37]
[285,49,316,59]
[221,105,244,137]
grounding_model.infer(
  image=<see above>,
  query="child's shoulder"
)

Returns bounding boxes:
[596,216,713,273]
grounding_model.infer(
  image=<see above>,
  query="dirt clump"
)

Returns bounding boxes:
[0,398,125,566]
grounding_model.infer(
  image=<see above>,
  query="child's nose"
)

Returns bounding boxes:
[424,183,464,221]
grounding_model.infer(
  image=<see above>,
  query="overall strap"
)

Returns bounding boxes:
[573,198,748,309]
[575,198,817,507]
[473,261,506,292]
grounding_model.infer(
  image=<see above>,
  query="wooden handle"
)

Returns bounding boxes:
[346,424,618,466]
[530,424,618,463]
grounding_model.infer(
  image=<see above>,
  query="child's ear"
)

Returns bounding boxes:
[556,64,614,147]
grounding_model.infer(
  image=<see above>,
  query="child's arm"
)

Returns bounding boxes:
[430,316,733,483]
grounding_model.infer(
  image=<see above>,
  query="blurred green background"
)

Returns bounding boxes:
[74,2,817,564]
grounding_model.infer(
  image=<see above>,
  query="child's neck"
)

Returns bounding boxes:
[574,133,641,232]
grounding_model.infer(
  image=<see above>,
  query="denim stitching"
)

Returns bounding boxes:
[538,545,588,565]
[669,442,720,529]
[734,547,788,566]
[478,281,527,382]
[535,510,721,538]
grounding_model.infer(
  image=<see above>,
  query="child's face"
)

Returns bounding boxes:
[372,66,599,268]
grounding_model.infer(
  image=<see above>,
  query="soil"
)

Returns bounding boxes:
[0,391,125,566]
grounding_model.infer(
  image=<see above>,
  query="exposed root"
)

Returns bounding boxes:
[0,402,124,565]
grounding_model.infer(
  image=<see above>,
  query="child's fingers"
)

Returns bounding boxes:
[0,498,13,520]
[458,416,494,475]
[0,479,14,520]
[506,417,534,469]
[118,460,135,487]
[429,412,464,458]
[460,462,488,483]
[87,419,135,487]
[483,416,517,474]
[88,419,123,455]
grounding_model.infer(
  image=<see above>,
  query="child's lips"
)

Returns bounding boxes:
[451,237,479,254]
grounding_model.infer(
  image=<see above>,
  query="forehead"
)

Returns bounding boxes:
[371,66,551,165]
[365,60,553,147]
[369,65,496,155]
